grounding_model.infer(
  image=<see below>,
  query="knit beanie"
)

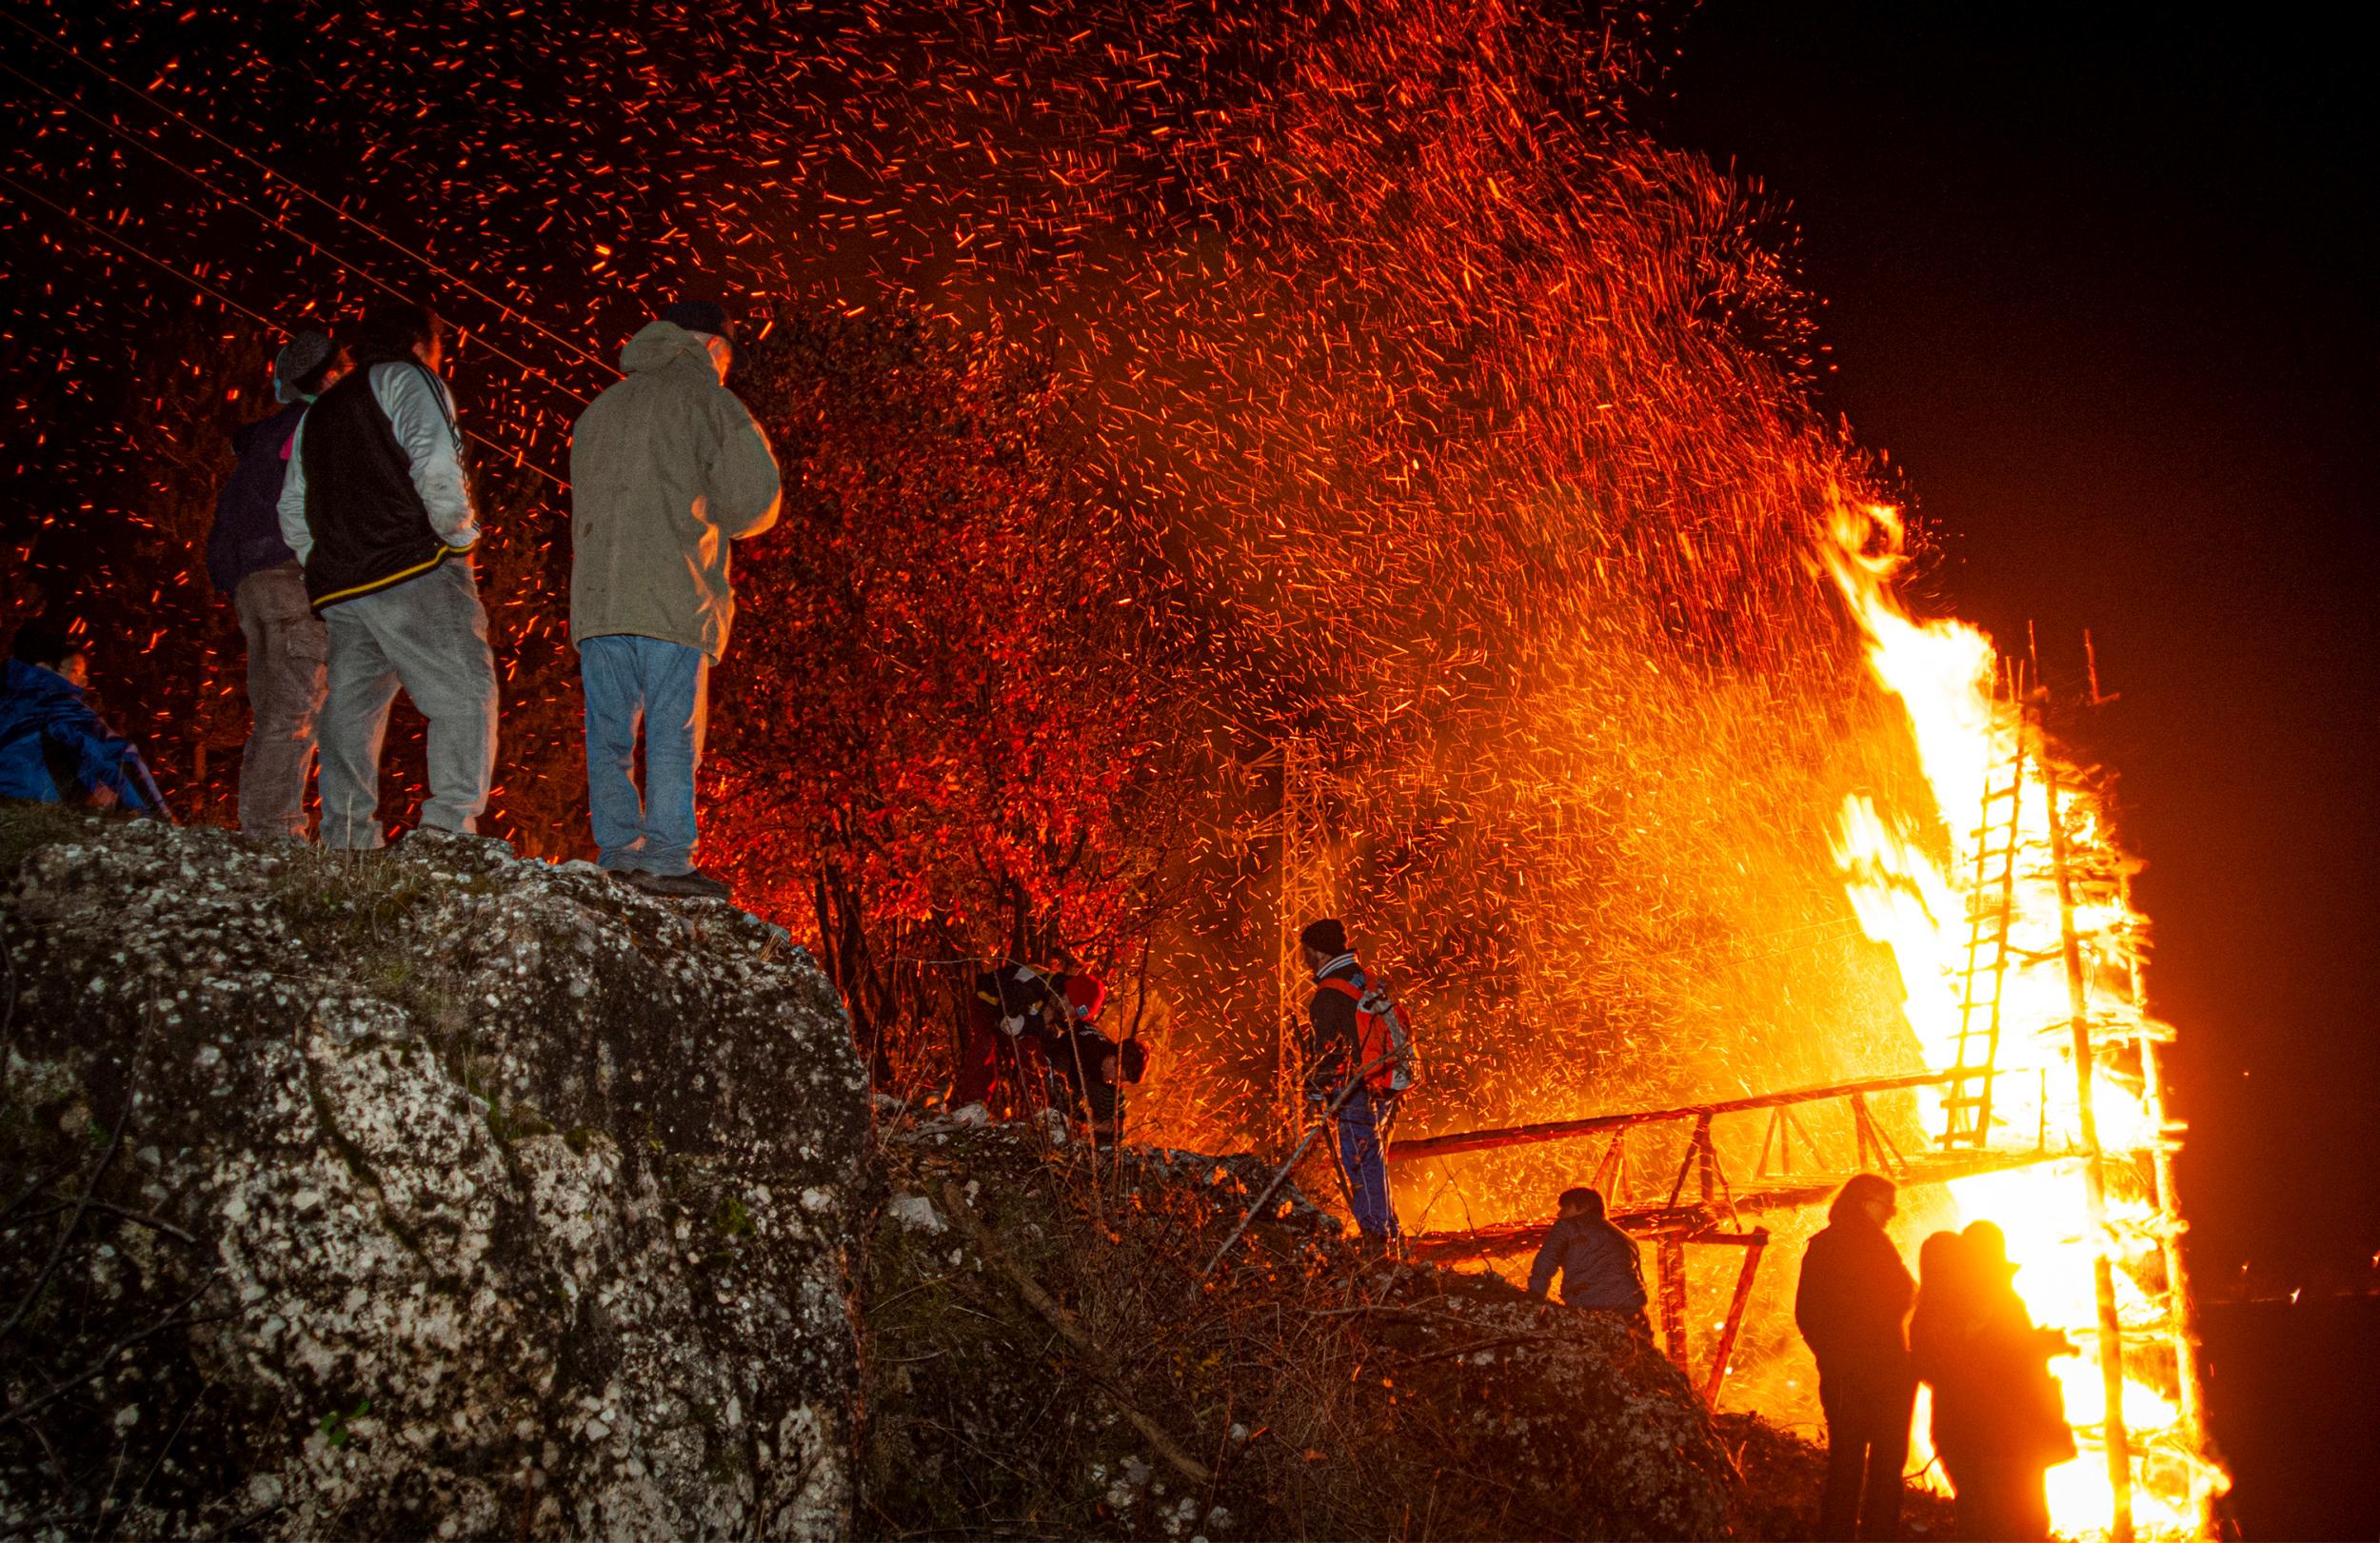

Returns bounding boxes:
[1299,919,1348,957]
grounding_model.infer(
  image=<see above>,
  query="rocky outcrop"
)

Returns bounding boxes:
[0,811,869,1540]
[863,1117,1742,1540]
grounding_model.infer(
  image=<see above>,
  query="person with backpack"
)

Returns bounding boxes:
[277,303,498,848]
[1299,918,1414,1244]
[207,327,346,841]
[1527,1186,1650,1326]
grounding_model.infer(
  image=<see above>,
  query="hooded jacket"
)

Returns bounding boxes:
[568,323,783,661]
[278,361,479,610]
[207,401,307,594]
[0,660,164,813]
[1795,1211,1915,1395]
[1528,1211,1649,1312]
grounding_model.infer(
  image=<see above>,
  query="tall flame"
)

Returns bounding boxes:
[1820,501,2223,1537]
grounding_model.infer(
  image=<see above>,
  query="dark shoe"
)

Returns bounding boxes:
[629,866,732,901]
[605,867,647,886]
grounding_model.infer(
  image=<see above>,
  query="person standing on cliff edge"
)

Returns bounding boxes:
[208,326,346,841]
[1795,1172,1917,1541]
[569,298,781,901]
[277,303,498,849]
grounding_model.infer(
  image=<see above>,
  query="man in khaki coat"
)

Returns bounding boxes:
[569,300,781,899]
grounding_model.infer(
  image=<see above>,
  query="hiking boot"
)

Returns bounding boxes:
[629,866,733,901]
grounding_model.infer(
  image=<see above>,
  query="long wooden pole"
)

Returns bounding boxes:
[1385,1069,1952,1162]
[2118,867,2216,1532]
[2040,703,2135,1543]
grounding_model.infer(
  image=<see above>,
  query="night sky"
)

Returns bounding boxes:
[1656,3,2380,1292]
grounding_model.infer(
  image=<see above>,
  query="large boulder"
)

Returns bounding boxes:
[0,811,869,1540]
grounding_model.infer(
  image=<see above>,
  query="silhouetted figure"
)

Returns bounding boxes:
[1795,1173,1916,1541]
[1911,1231,1988,1527]
[1527,1186,1649,1326]
[1954,1221,2076,1542]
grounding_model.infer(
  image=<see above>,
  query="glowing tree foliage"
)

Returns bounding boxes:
[0,0,1929,1139]
[712,312,1182,1077]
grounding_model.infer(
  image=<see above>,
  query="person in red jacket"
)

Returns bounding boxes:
[1795,1173,1916,1541]
[1034,971,1127,1142]
[1299,918,1399,1243]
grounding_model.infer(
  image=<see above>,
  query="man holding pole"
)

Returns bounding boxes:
[1299,918,1401,1246]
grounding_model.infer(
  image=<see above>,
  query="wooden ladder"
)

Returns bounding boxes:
[1941,667,2026,1149]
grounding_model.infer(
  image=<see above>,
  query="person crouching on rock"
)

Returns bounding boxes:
[1527,1186,1650,1332]
[1034,971,1145,1145]
[0,622,169,817]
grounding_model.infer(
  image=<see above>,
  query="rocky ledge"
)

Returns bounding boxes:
[0,809,868,1539]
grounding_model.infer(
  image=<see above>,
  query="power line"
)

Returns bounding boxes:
[0,62,595,415]
[0,168,569,492]
[0,7,621,383]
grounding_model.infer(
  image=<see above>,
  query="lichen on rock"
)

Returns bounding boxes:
[0,812,869,1540]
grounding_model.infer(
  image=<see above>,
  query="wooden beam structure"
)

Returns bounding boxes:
[1385,1068,1955,1163]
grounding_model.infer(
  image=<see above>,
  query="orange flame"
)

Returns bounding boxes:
[1821,499,2224,1536]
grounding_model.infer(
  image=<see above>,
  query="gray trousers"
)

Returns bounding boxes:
[319,558,499,848]
[233,563,329,840]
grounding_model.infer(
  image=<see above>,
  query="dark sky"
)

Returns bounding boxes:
[1652,4,2380,1284]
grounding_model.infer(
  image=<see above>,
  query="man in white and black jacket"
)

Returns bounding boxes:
[278,303,498,848]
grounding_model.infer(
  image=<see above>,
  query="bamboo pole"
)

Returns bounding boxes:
[2040,702,2135,1543]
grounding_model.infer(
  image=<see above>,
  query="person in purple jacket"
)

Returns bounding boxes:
[206,327,347,840]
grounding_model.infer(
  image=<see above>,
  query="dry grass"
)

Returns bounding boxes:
[861,1118,1742,1539]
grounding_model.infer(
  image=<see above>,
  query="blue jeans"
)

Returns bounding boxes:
[1334,1088,1399,1239]
[581,634,708,876]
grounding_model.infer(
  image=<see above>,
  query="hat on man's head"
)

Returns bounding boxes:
[659,299,735,342]
[1961,1219,2019,1276]
[271,329,336,403]
[1299,919,1348,957]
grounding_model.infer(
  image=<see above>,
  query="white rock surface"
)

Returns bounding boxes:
[0,817,869,1540]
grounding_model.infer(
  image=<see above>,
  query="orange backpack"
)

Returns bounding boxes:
[1319,975,1419,1097]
